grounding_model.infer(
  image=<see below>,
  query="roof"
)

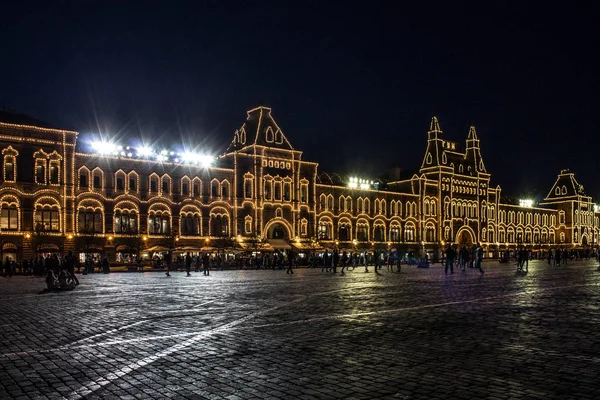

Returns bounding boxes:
[227,106,294,152]
[0,111,61,129]
[544,169,585,200]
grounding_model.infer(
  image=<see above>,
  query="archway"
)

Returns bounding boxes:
[455,226,475,247]
[581,235,588,247]
[264,220,292,240]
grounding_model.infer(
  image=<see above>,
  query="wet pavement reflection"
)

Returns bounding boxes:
[1,260,600,399]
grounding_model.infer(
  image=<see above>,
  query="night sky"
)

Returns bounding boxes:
[1,2,598,200]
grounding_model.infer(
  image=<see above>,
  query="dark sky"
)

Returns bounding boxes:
[1,1,598,200]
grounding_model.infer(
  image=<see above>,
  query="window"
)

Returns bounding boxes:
[150,180,157,192]
[264,180,272,200]
[180,214,200,235]
[35,163,45,184]
[93,175,101,189]
[339,225,350,241]
[78,210,102,233]
[283,183,290,201]
[300,219,308,236]
[221,184,228,198]
[212,182,219,198]
[274,182,281,201]
[35,209,60,231]
[357,224,368,241]
[182,182,189,196]
[300,183,308,203]
[193,183,200,196]
[211,215,229,236]
[80,174,88,188]
[114,211,137,233]
[148,213,170,234]
[318,222,330,240]
[244,216,252,234]
[390,227,400,242]
[4,161,14,181]
[129,178,136,192]
[0,207,18,230]
[404,224,415,241]
[49,164,59,184]
[116,177,124,190]
[245,180,252,198]
[162,180,169,194]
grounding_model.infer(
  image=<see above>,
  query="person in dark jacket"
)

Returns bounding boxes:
[202,253,210,276]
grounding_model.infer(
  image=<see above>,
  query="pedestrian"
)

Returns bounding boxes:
[138,257,144,272]
[286,250,294,274]
[64,251,79,285]
[445,244,455,274]
[185,252,192,276]
[322,249,329,272]
[202,252,210,276]
[102,256,110,274]
[475,243,484,275]
[340,251,348,274]
[332,249,339,273]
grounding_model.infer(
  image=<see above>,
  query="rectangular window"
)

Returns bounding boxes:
[49,165,59,184]
[5,162,14,181]
[116,177,124,190]
[274,184,281,201]
[283,184,290,201]
[1,209,18,230]
[150,180,157,192]
[222,186,228,198]
[80,174,88,188]
[182,182,189,195]
[35,165,45,183]
[212,184,218,198]
[129,178,136,191]
[245,181,252,198]
[93,175,101,189]
[162,181,169,193]
[300,186,307,203]
[193,183,200,196]
[264,182,271,200]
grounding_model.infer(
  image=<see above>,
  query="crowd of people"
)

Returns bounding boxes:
[2,244,600,287]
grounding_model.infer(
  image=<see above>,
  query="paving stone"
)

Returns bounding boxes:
[1,261,600,398]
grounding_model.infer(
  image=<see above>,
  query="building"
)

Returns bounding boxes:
[0,106,598,262]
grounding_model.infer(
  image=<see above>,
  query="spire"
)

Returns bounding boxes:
[428,115,442,133]
[467,125,477,140]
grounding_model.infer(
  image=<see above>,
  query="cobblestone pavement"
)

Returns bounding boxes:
[1,260,600,399]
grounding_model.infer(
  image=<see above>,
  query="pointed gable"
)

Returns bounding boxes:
[545,169,585,200]
[227,106,293,152]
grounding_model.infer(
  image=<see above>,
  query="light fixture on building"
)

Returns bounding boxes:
[519,199,533,208]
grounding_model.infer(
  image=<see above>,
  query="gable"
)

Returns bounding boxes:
[227,106,294,152]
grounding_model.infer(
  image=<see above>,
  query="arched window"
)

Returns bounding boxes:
[266,126,274,142]
[34,151,47,184]
[114,210,138,233]
[0,196,19,231]
[210,213,229,236]
[318,218,332,240]
[161,174,171,194]
[300,218,308,236]
[180,212,201,235]
[221,180,230,199]
[390,223,401,242]
[425,224,435,241]
[264,178,273,200]
[283,180,292,201]
[34,198,61,232]
[244,174,254,199]
[2,146,18,182]
[404,223,416,242]
[339,220,351,241]
[244,215,253,234]
[181,176,191,196]
[148,210,170,235]
[559,211,565,225]
[128,171,139,193]
[356,220,369,242]
[300,180,308,203]
[77,201,103,233]
[373,222,385,242]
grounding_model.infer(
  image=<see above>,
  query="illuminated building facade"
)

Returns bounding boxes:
[0,107,598,262]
